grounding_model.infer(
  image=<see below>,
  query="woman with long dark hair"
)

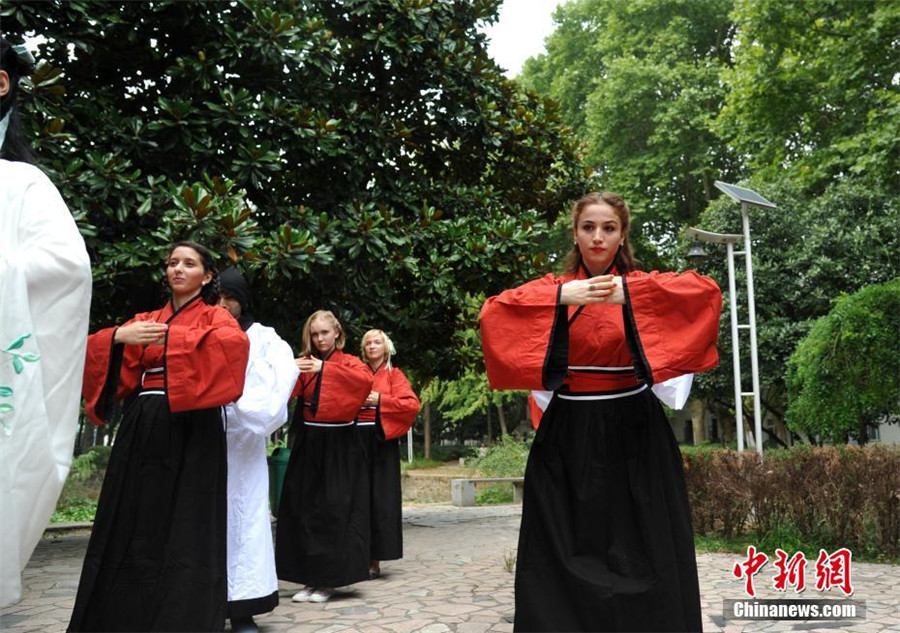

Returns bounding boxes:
[68,241,249,632]
[481,192,722,632]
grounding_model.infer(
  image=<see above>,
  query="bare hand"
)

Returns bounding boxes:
[365,391,380,406]
[295,356,323,374]
[114,321,168,346]
[560,275,624,306]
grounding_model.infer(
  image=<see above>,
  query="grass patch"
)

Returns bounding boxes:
[51,497,97,524]
[694,532,899,565]
[400,457,444,472]
[476,483,514,505]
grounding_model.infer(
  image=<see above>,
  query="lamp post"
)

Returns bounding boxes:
[687,181,775,457]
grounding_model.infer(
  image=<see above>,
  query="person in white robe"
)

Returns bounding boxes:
[218,267,299,633]
[0,39,92,608]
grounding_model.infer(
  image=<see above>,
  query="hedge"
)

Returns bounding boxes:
[682,444,900,560]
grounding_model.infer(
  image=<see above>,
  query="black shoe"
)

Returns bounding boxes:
[231,615,258,632]
[368,570,381,580]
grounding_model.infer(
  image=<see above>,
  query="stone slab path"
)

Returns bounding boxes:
[1,504,897,632]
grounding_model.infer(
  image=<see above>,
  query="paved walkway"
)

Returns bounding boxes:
[1,504,898,632]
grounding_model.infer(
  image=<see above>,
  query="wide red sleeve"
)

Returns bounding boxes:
[480,274,568,391]
[527,393,544,431]
[82,316,151,426]
[165,308,249,413]
[379,369,420,441]
[621,270,722,384]
[305,353,373,422]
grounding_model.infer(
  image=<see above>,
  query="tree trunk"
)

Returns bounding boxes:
[423,400,432,460]
[687,398,707,445]
[486,402,492,443]
[497,403,508,436]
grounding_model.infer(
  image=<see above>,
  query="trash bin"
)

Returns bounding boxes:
[268,447,291,518]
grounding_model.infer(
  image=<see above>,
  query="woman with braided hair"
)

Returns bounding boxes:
[68,241,249,632]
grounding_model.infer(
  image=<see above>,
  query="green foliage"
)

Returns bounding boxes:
[521,0,738,267]
[785,279,900,443]
[476,483,514,505]
[69,445,111,481]
[4,0,590,379]
[68,451,98,482]
[716,0,900,192]
[50,497,97,524]
[693,177,900,426]
[475,434,530,477]
[428,444,477,462]
[425,370,523,423]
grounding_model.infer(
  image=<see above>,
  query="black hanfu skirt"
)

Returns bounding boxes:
[275,423,370,588]
[359,423,404,562]
[68,394,227,632]
[514,388,702,632]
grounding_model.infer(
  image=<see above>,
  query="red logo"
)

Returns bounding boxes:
[733,547,853,597]
[814,548,854,596]
[732,546,769,598]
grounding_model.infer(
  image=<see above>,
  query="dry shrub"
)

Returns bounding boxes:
[682,444,900,559]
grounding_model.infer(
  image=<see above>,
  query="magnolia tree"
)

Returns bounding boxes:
[4,0,590,383]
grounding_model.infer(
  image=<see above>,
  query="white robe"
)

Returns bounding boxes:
[223,322,298,605]
[0,159,92,607]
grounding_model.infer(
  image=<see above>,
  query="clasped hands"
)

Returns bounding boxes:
[560,275,624,306]
[295,356,323,374]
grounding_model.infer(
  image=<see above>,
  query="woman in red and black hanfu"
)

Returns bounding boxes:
[481,193,722,632]
[68,242,249,632]
[356,329,421,578]
[275,310,373,604]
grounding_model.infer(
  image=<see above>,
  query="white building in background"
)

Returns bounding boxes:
[666,409,900,448]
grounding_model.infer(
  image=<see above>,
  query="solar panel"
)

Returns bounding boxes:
[714,181,777,209]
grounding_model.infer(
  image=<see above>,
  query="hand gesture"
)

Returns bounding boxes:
[560,275,623,306]
[114,321,168,346]
[295,356,323,374]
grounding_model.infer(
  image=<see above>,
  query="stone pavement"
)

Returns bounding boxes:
[1,504,898,633]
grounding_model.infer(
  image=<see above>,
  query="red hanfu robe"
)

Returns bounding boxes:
[289,348,373,424]
[81,296,249,426]
[481,268,721,397]
[69,295,249,633]
[480,265,721,633]
[356,364,420,562]
[356,364,420,440]
[275,349,375,588]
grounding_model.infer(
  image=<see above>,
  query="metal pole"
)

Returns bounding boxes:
[727,242,744,452]
[407,427,413,464]
[742,202,763,458]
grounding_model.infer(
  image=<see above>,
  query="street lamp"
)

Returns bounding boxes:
[686,241,708,268]
[686,181,776,457]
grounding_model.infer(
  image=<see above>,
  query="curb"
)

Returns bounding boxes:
[44,521,93,535]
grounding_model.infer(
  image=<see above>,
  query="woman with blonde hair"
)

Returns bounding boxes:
[356,329,420,578]
[481,192,722,631]
[275,310,373,604]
